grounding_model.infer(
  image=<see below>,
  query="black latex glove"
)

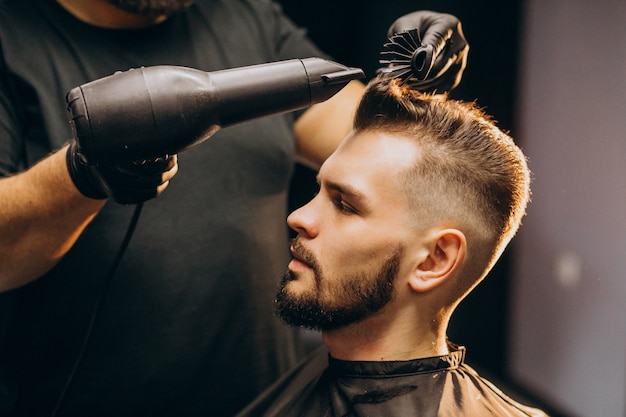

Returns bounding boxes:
[380,11,469,94]
[66,140,178,205]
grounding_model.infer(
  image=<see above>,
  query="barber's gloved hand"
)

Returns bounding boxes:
[66,140,178,205]
[383,11,469,94]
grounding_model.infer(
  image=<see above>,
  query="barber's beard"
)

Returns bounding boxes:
[106,0,195,16]
[275,243,402,331]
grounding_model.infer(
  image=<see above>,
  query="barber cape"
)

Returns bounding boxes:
[237,344,549,417]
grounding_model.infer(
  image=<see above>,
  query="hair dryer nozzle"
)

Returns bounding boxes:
[298,58,364,109]
[322,68,366,85]
[67,58,365,165]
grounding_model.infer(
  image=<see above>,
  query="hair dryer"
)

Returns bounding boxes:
[66,58,365,165]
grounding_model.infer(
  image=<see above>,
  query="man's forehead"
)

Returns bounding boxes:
[341,130,417,155]
[318,131,419,198]
[324,131,419,174]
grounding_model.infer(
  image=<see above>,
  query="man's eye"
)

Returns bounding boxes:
[333,197,356,214]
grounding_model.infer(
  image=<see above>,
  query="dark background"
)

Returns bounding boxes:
[278,0,544,406]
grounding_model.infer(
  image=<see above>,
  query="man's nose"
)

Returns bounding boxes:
[287,198,319,238]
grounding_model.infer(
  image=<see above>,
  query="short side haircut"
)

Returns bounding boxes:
[353,77,531,290]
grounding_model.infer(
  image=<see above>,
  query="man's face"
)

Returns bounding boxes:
[276,131,424,331]
[106,0,194,15]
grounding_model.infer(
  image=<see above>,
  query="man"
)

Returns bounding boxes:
[0,0,468,415]
[237,76,548,416]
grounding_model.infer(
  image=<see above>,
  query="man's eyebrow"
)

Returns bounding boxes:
[317,175,367,202]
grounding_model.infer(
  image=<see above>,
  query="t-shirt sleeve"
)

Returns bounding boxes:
[0,43,24,176]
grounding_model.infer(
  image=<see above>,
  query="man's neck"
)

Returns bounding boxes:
[57,0,169,29]
[321,314,449,362]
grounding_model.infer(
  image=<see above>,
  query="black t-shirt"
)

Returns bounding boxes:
[0,0,326,415]
[237,345,550,417]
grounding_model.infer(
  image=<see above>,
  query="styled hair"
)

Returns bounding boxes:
[354,77,531,293]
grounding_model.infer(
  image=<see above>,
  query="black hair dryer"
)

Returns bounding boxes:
[66,58,365,165]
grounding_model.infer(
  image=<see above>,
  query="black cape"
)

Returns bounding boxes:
[237,345,549,417]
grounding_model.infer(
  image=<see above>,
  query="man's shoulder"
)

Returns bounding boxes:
[453,362,550,417]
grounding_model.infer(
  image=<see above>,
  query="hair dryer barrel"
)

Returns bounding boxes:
[66,58,365,165]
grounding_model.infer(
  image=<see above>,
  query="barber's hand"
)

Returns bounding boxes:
[384,11,469,94]
[66,140,178,205]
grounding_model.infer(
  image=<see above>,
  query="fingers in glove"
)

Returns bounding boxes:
[105,173,174,205]
[384,11,469,93]
[417,14,460,52]
[98,155,178,204]
[100,156,178,189]
[119,154,178,176]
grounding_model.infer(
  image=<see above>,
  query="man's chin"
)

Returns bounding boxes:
[282,279,314,301]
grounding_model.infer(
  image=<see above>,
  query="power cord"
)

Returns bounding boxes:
[50,202,144,417]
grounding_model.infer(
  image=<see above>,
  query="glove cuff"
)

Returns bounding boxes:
[65,141,108,200]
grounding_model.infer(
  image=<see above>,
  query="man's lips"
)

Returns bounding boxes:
[289,246,312,270]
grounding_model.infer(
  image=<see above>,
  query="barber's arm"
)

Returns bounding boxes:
[0,144,177,292]
[0,148,104,291]
[293,10,468,168]
[294,79,365,170]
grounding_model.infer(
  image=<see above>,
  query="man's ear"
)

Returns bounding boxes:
[409,229,466,293]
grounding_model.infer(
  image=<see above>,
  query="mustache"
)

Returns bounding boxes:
[290,238,317,267]
[290,239,323,287]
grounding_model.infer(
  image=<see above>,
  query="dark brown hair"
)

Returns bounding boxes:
[354,76,531,288]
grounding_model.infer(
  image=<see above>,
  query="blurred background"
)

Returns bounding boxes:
[277,1,626,416]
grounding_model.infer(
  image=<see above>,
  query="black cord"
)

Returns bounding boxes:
[50,202,144,417]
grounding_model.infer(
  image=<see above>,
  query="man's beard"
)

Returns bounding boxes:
[106,0,194,16]
[275,241,402,331]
